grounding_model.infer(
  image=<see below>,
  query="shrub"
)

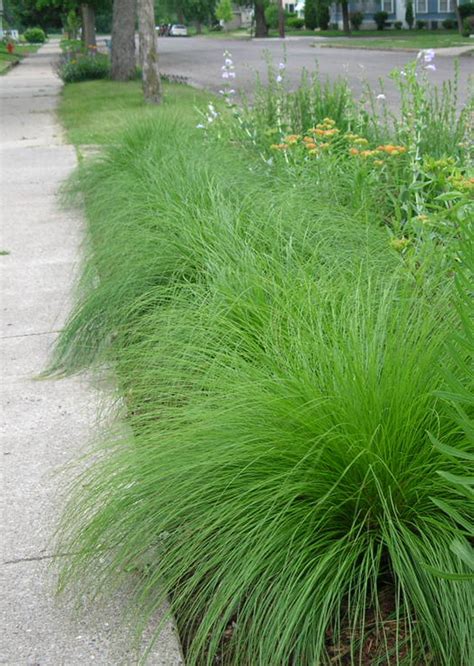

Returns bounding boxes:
[215,0,233,24]
[264,4,282,29]
[459,2,474,19]
[59,38,83,53]
[349,11,363,29]
[462,15,474,35]
[23,27,46,43]
[442,18,455,29]
[58,53,110,83]
[373,11,388,30]
[287,16,305,29]
[416,19,427,29]
[405,0,414,28]
[394,20,403,29]
[317,2,331,29]
[65,9,80,39]
[304,0,318,30]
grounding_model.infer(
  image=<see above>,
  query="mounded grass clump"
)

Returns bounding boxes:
[52,115,473,664]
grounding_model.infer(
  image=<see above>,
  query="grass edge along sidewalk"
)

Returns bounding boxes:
[0,43,41,74]
[53,74,473,665]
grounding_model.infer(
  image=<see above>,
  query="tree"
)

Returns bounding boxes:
[254,0,268,36]
[185,0,214,33]
[277,0,285,38]
[34,0,111,47]
[5,0,63,30]
[339,0,350,34]
[137,0,162,104]
[304,0,317,29]
[215,0,232,27]
[111,0,136,80]
[81,2,96,46]
[405,0,413,29]
[316,0,330,29]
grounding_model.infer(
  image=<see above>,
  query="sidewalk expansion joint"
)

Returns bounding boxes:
[0,329,62,340]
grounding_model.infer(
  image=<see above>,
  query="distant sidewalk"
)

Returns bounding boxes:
[0,40,183,665]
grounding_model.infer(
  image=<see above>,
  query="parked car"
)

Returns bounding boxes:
[169,24,188,36]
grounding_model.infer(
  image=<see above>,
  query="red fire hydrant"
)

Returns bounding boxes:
[7,42,14,54]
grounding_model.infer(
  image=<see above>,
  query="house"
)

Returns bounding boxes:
[284,1,306,16]
[330,0,462,30]
[223,5,254,30]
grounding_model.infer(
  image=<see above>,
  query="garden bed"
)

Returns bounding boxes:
[51,55,473,665]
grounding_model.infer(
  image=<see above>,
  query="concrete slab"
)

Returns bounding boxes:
[1,41,183,664]
[0,560,183,665]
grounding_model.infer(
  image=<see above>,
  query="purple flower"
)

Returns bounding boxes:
[423,49,435,63]
[276,75,283,83]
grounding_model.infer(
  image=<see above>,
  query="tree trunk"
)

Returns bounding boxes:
[177,4,185,24]
[111,0,137,81]
[137,0,162,104]
[254,0,268,37]
[196,20,203,34]
[341,1,351,34]
[454,2,463,34]
[278,0,285,38]
[81,3,96,48]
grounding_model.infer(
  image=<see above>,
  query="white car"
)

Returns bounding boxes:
[169,24,188,36]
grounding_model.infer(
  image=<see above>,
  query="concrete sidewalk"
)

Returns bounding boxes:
[1,42,183,665]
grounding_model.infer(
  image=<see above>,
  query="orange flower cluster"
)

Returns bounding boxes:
[345,133,369,146]
[350,148,380,158]
[268,119,408,167]
[448,174,474,192]
[283,134,301,145]
[376,145,407,156]
[390,237,410,252]
[309,118,340,139]
[349,143,407,162]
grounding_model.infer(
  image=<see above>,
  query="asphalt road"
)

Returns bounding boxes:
[156,36,473,108]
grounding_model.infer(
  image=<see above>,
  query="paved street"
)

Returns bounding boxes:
[156,36,473,108]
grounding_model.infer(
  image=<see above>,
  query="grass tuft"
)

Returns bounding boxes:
[51,92,473,664]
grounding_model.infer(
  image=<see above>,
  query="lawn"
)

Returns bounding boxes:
[0,42,41,73]
[319,29,473,49]
[194,27,473,49]
[58,79,214,145]
[52,62,473,665]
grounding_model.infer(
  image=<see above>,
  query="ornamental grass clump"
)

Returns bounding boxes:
[51,115,473,665]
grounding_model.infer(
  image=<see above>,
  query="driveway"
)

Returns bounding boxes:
[156,36,472,108]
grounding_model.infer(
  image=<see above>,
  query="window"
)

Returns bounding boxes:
[439,0,455,11]
[382,0,394,13]
[416,0,428,12]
